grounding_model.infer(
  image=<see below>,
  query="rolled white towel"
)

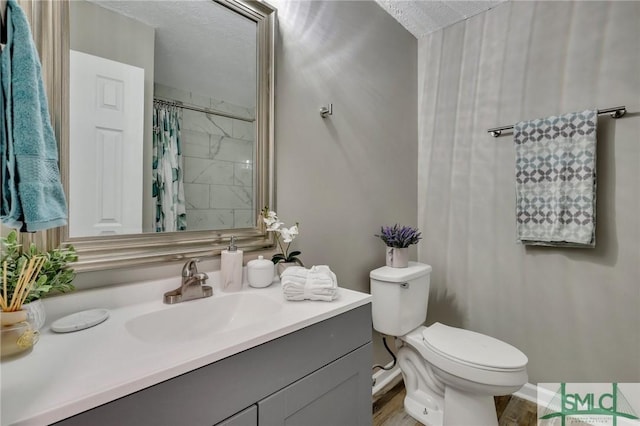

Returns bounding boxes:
[281,265,339,301]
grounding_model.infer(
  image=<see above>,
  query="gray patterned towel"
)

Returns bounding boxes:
[514,109,597,247]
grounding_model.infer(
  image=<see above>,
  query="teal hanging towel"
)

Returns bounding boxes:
[0,0,67,232]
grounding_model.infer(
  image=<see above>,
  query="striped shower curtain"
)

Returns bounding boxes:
[152,102,186,232]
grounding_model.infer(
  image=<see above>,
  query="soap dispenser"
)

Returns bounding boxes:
[221,236,243,292]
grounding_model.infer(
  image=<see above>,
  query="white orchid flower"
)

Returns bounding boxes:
[263,210,280,228]
[262,208,302,263]
[279,226,298,243]
[267,220,284,231]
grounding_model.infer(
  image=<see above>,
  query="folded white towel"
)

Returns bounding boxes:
[281,265,339,301]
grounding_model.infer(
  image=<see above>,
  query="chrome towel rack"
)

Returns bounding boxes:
[487,106,627,137]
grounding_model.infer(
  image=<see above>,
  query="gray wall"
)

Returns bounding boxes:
[271,0,418,289]
[70,1,156,232]
[417,1,640,383]
[269,0,418,365]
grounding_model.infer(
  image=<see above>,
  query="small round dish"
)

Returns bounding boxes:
[51,309,110,333]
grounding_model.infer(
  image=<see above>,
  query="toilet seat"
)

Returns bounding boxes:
[402,324,528,389]
[422,323,528,372]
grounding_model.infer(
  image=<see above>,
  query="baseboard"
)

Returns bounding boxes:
[514,382,549,405]
[513,382,537,404]
[518,383,603,426]
[372,362,402,396]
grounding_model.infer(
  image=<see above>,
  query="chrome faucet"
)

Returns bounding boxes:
[164,259,213,304]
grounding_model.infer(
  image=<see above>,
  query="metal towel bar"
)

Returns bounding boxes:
[487,106,626,137]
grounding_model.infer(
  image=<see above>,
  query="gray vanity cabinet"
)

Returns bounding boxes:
[217,405,258,426]
[257,344,371,426]
[55,304,372,426]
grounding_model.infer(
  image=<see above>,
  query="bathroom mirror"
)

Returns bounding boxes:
[39,0,276,271]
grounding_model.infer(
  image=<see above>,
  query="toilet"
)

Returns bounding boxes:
[370,262,528,426]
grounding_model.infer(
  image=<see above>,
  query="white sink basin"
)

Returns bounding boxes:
[126,293,282,344]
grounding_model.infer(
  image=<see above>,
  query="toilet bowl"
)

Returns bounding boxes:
[370,262,528,426]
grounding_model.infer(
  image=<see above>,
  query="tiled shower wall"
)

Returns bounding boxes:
[155,83,255,231]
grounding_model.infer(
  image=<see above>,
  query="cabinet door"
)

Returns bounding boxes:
[217,405,257,426]
[258,343,372,426]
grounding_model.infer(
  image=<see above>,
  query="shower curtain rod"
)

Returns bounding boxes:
[487,106,627,137]
[154,97,255,123]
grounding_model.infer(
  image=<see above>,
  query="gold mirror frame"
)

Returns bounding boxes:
[25,0,275,272]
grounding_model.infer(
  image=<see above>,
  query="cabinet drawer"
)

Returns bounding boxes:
[259,343,372,426]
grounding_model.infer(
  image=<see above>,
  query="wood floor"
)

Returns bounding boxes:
[373,380,538,426]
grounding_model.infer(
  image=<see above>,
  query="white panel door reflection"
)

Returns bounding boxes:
[69,50,144,236]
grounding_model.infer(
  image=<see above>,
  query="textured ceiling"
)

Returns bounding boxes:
[375,0,506,38]
[90,0,256,108]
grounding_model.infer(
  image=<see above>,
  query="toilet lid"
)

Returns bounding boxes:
[370,262,432,283]
[422,323,528,370]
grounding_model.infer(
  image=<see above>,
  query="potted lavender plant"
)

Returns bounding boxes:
[375,224,422,268]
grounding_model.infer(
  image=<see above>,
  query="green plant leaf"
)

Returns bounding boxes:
[0,231,77,303]
[6,230,17,244]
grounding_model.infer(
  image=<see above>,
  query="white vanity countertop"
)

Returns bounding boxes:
[0,271,371,426]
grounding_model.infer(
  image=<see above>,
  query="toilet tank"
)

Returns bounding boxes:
[370,262,432,336]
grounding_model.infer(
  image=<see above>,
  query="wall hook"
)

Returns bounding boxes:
[320,103,333,118]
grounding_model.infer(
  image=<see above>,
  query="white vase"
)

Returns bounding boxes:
[386,247,409,268]
[276,259,304,277]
